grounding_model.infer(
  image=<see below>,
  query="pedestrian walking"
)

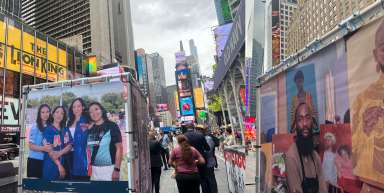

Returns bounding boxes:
[197,125,218,193]
[184,124,210,193]
[223,128,235,147]
[149,131,164,193]
[169,135,205,193]
[159,132,171,170]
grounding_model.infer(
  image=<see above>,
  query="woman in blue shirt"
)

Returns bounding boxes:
[28,104,52,178]
[66,98,90,180]
[42,106,73,180]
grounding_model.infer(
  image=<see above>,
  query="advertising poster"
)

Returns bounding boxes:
[271,134,294,193]
[319,124,361,193]
[176,68,193,97]
[261,143,273,193]
[175,51,187,65]
[347,18,384,188]
[258,16,384,193]
[179,97,194,116]
[156,104,168,112]
[21,76,150,192]
[213,23,233,57]
[286,63,319,133]
[224,148,246,193]
[271,0,280,66]
[193,87,205,109]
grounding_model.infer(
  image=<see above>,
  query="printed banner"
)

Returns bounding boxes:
[224,149,246,193]
[21,77,150,192]
[259,17,384,190]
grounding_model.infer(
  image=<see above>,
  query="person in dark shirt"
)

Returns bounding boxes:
[149,131,164,193]
[88,102,123,181]
[184,124,210,193]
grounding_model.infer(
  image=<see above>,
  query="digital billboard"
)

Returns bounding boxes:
[179,97,195,116]
[193,87,205,109]
[176,68,193,97]
[156,104,168,112]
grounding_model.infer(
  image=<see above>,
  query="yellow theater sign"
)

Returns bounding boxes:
[0,18,67,81]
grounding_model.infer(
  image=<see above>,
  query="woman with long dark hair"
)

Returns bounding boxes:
[87,102,123,181]
[66,98,90,180]
[169,135,205,193]
[42,106,73,180]
[28,104,52,178]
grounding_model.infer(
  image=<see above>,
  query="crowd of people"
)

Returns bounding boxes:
[148,124,237,193]
[27,98,123,181]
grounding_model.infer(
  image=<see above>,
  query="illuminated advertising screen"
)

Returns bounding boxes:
[179,97,195,116]
[156,104,168,112]
[176,68,193,97]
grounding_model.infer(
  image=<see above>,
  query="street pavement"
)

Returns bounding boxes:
[159,153,230,193]
[159,150,256,193]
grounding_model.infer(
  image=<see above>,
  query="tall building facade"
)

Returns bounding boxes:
[228,0,241,19]
[214,0,233,25]
[21,0,135,68]
[0,0,21,18]
[189,39,199,64]
[279,0,297,61]
[166,85,177,120]
[286,0,375,56]
[146,52,166,108]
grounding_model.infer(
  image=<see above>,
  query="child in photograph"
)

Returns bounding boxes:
[87,102,123,181]
[27,104,52,178]
[335,145,361,193]
[42,106,73,180]
[321,132,338,192]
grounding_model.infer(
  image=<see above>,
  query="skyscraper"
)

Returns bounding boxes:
[279,0,297,61]
[214,0,233,25]
[0,0,21,18]
[286,0,375,56]
[146,52,166,107]
[189,39,199,64]
[21,0,135,68]
[228,0,241,19]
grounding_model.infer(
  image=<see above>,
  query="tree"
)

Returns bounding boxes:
[61,92,77,108]
[101,93,124,113]
[27,99,40,108]
[39,95,60,108]
[82,95,98,106]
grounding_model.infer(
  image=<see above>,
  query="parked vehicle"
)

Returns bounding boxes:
[0,143,19,160]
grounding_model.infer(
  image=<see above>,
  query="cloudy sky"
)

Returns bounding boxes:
[131,0,218,86]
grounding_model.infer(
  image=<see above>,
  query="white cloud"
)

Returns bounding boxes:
[131,0,218,86]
